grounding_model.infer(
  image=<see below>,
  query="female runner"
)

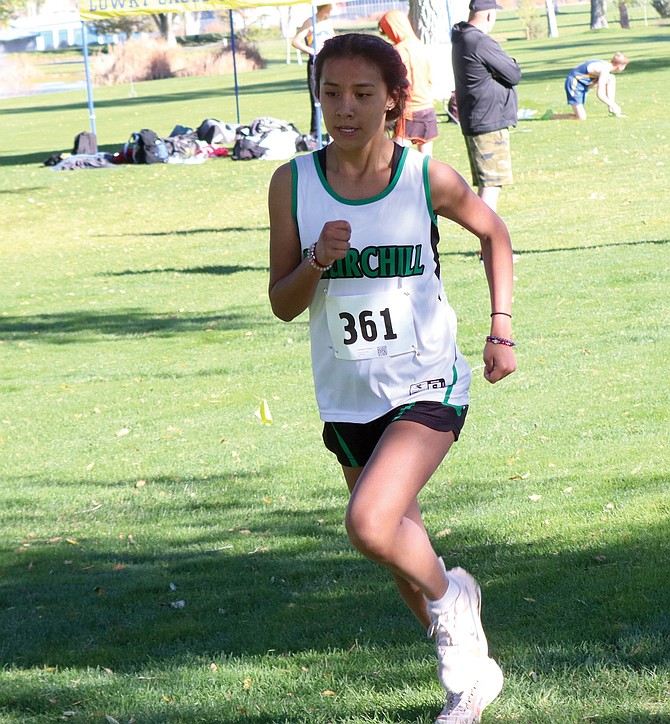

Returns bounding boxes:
[268,33,516,723]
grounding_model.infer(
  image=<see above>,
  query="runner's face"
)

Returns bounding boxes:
[318,56,393,148]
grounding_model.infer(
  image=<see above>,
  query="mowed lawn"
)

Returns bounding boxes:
[0,6,669,723]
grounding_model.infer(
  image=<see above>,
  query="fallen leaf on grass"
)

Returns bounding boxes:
[243,677,253,690]
[321,690,336,697]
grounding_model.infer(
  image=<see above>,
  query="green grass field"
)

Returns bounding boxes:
[1,5,669,722]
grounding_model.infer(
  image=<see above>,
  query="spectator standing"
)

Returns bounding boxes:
[378,10,438,156]
[292,4,335,138]
[451,0,521,217]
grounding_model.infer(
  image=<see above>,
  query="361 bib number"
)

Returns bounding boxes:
[325,290,417,360]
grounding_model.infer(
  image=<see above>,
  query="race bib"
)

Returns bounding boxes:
[325,289,417,360]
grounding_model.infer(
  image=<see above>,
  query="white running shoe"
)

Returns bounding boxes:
[427,565,489,693]
[434,657,504,723]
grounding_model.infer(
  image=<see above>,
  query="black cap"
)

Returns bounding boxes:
[469,0,503,10]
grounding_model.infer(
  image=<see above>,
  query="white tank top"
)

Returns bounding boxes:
[291,146,471,423]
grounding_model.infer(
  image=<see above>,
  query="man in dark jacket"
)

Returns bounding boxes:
[452,0,521,217]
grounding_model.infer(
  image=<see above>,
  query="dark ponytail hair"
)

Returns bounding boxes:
[314,33,409,131]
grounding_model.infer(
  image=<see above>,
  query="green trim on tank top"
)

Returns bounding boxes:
[312,145,409,206]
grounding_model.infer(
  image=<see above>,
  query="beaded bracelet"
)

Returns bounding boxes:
[490,312,512,318]
[307,242,332,272]
[486,335,516,347]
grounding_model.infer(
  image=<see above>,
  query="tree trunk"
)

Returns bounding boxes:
[618,0,631,27]
[408,0,455,99]
[590,0,609,28]
[152,13,177,47]
[546,0,559,36]
[409,0,451,44]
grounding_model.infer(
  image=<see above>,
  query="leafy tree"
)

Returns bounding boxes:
[91,15,153,39]
[0,0,30,26]
[90,12,176,45]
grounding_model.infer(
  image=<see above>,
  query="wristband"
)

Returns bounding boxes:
[307,242,332,272]
[486,335,515,347]
[490,312,512,318]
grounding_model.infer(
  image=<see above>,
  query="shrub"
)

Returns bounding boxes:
[92,38,264,85]
[0,53,38,93]
[93,38,177,84]
[178,41,265,77]
[517,0,547,39]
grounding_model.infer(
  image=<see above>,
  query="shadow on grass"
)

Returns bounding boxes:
[512,237,669,255]
[0,78,305,120]
[0,469,668,721]
[103,225,270,238]
[438,236,669,262]
[105,264,268,277]
[0,307,270,342]
[0,471,667,665]
[0,142,235,167]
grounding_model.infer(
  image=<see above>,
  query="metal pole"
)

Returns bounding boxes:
[310,4,323,148]
[229,10,241,125]
[81,21,97,136]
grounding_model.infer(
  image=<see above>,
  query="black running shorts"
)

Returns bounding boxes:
[322,401,468,468]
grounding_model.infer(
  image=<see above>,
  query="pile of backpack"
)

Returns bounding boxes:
[45,116,316,171]
[232,117,315,161]
[123,119,238,164]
